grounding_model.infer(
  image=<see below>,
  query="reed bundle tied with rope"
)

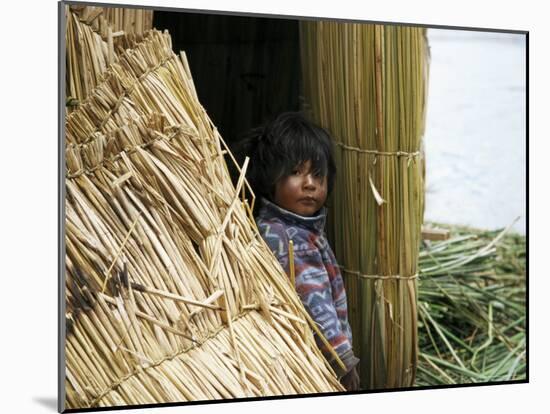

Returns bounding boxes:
[300,22,429,389]
[64,10,343,409]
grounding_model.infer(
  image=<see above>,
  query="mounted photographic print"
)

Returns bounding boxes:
[59,1,527,412]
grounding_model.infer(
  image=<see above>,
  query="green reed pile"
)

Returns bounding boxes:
[416,223,526,385]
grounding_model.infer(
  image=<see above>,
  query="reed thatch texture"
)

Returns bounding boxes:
[300,22,429,389]
[66,5,154,106]
[64,11,343,410]
[69,4,153,38]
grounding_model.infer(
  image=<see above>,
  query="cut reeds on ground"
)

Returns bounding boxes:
[416,223,526,385]
[64,8,343,410]
[300,22,429,389]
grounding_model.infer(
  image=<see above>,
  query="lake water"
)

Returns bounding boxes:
[423,29,526,234]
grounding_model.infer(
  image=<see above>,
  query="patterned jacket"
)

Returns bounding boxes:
[256,198,359,376]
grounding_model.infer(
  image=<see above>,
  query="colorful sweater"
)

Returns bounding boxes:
[256,198,359,377]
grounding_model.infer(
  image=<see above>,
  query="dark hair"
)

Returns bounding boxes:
[232,112,336,204]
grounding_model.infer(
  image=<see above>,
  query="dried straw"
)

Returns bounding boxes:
[66,5,154,106]
[64,11,343,409]
[300,21,429,389]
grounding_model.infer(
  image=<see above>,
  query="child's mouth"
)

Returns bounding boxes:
[299,197,317,205]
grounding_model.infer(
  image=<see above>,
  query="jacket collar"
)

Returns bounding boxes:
[258,197,326,235]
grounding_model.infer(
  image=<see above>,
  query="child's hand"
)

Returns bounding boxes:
[341,366,360,391]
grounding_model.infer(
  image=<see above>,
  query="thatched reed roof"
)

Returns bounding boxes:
[64,6,342,410]
[66,4,153,105]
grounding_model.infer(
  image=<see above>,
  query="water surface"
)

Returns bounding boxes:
[424,29,526,234]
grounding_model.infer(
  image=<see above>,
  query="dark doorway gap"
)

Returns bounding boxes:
[153,11,302,146]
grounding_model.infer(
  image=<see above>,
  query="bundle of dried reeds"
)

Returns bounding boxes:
[300,22,429,389]
[64,11,343,410]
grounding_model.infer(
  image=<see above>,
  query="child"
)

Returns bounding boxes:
[234,112,360,391]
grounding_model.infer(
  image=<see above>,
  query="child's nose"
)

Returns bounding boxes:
[304,174,317,189]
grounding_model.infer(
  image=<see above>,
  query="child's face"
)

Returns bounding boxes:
[274,160,328,216]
